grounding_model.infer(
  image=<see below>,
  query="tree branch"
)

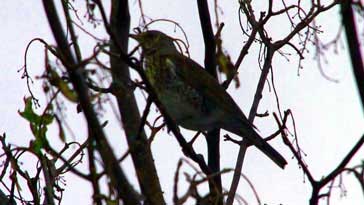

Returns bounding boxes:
[341,0,364,106]
[42,1,140,204]
[197,0,222,203]
[107,0,165,204]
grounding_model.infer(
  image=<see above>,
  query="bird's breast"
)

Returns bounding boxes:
[144,55,220,131]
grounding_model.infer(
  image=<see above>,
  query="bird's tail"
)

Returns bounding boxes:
[228,126,287,169]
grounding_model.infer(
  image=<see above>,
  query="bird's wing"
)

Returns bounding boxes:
[167,53,255,128]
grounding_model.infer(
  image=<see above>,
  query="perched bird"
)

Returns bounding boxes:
[131,30,287,168]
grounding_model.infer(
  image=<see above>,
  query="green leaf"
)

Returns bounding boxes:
[216,37,240,88]
[19,97,52,152]
[47,63,78,102]
[19,97,54,125]
[30,138,43,154]
[55,115,66,142]
[18,97,40,124]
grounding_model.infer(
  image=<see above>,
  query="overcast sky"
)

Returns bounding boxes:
[1,1,364,204]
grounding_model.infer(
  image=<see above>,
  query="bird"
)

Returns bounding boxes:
[130,30,287,168]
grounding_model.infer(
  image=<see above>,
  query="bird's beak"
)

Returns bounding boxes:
[129,33,140,41]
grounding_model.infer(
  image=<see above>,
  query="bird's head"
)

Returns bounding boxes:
[130,30,177,55]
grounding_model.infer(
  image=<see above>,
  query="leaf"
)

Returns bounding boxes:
[46,62,78,102]
[30,138,44,154]
[18,97,53,126]
[216,37,240,88]
[105,199,118,205]
[18,97,52,153]
[55,115,66,142]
